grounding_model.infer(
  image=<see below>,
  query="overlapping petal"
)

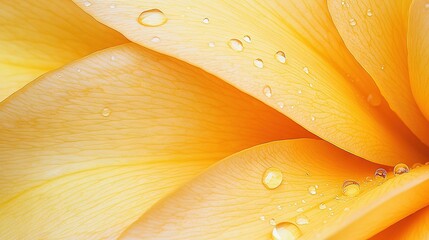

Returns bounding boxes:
[121,139,429,240]
[408,0,429,122]
[73,0,429,165]
[0,43,312,239]
[328,0,429,146]
[0,0,127,101]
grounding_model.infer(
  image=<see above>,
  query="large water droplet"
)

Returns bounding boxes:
[308,186,317,195]
[342,180,360,197]
[275,51,286,64]
[138,9,167,27]
[228,39,244,52]
[243,35,251,43]
[272,222,302,240]
[254,58,264,68]
[394,163,409,176]
[263,86,272,98]
[262,167,283,189]
[374,168,387,183]
[296,215,309,225]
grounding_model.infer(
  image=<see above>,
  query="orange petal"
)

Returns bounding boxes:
[121,139,429,240]
[0,0,127,101]
[73,0,429,165]
[408,0,429,122]
[371,206,429,239]
[0,44,312,239]
[327,0,429,146]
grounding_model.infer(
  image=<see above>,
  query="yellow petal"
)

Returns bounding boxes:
[121,139,429,240]
[371,206,429,239]
[0,43,312,239]
[0,0,127,102]
[408,0,429,122]
[73,0,429,165]
[327,0,429,146]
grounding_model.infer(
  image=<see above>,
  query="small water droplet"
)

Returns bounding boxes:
[367,94,381,106]
[425,3,429,9]
[254,58,264,68]
[374,168,387,183]
[243,35,251,43]
[297,90,302,94]
[296,215,309,225]
[277,205,283,210]
[270,218,277,226]
[349,18,357,26]
[296,207,304,213]
[260,215,266,221]
[381,65,385,70]
[303,67,309,74]
[394,163,409,176]
[110,56,116,61]
[228,39,244,52]
[275,51,286,64]
[110,4,116,8]
[366,9,373,17]
[83,1,92,7]
[138,9,167,27]
[301,199,307,204]
[329,207,333,211]
[151,36,160,43]
[262,167,283,189]
[412,163,423,168]
[277,102,285,109]
[342,180,360,197]
[344,207,350,211]
[308,186,317,195]
[77,68,82,73]
[272,222,302,240]
[319,203,327,210]
[263,85,272,98]
[208,42,215,48]
[311,115,316,121]
[202,18,209,24]
[101,107,111,117]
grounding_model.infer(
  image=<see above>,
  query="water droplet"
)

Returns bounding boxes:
[412,163,423,168]
[270,218,277,226]
[344,207,350,211]
[254,58,264,68]
[394,163,409,176]
[374,168,387,183]
[381,65,385,70]
[243,35,251,43]
[297,90,302,94]
[277,205,283,210]
[228,39,244,52]
[263,86,272,98]
[260,215,266,221]
[110,4,116,9]
[138,9,167,27]
[301,199,306,204]
[110,56,116,61]
[349,18,357,26]
[342,180,360,197]
[367,94,381,106]
[296,215,309,225]
[308,186,317,195]
[208,42,215,48]
[319,203,327,210]
[262,167,283,189]
[77,68,82,73]
[202,18,209,24]
[83,1,92,7]
[296,207,304,213]
[272,222,302,240]
[151,36,160,43]
[101,107,111,117]
[303,67,309,74]
[277,102,285,109]
[311,115,316,121]
[366,9,373,17]
[275,51,286,64]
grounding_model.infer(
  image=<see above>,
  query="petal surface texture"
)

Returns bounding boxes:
[73,0,429,165]
[328,0,429,146]
[0,43,312,239]
[0,0,127,101]
[408,0,429,122]
[121,139,429,240]
[371,206,429,240]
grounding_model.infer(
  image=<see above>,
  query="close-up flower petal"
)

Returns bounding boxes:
[0,0,127,101]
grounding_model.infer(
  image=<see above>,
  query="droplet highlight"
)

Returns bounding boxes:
[342,180,360,197]
[262,167,283,189]
[138,9,167,27]
[272,222,302,240]
[228,39,244,52]
[254,58,264,68]
[394,163,409,176]
[275,51,286,64]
